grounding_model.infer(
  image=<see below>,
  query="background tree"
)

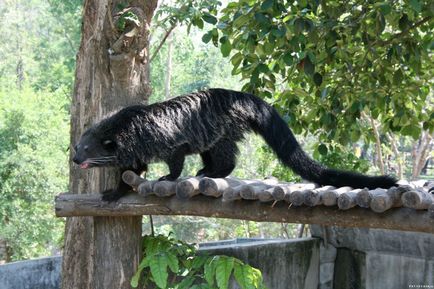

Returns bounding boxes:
[0,0,82,262]
[61,1,157,288]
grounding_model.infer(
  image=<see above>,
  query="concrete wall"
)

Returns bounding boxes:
[200,238,320,289]
[0,256,61,289]
[0,239,320,289]
[311,225,434,289]
[4,228,432,289]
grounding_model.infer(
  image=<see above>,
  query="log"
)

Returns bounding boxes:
[355,188,372,208]
[429,203,434,219]
[199,177,244,198]
[401,189,434,210]
[153,180,177,197]
[239,182,273,200]
[137,180,158,197]
[369,186,411,213]
[55,193,434,234]
[176,177,201,200]
[288,190,306,206]
[258,188,275,202]
[304,186,335,207]
[322,187,353,206]
[337,188,366,210]
[122,170,146,188]
[222,185,243,202]
[283,183,316,205]
[270,185,288,201]
[368,188,390,213]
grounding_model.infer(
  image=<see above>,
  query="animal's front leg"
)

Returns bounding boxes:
[101,167,146,202]
[159,150,186,181]
[101,179,131,202]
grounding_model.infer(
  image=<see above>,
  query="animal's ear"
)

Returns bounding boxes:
[102,139,116,150]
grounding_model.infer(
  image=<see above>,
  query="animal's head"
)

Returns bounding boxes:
[72,128,118,169]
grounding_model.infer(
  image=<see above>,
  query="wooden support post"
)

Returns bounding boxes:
[94,217,142,288]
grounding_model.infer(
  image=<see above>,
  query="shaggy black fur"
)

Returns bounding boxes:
[73,88,397,201]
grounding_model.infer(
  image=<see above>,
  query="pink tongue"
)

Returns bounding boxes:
[80,163,89,169]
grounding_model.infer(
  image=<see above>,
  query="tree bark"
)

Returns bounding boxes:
[62,1,158,289]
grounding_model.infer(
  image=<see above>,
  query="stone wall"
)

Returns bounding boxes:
[311,225,434,289]
[0,256,61,289]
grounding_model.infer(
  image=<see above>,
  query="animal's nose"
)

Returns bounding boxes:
[72,155,79,164]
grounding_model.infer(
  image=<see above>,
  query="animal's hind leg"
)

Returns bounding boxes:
[203,139,239,178]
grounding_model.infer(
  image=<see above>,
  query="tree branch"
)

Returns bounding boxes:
[150,24,176,63]
[374,16,432,46]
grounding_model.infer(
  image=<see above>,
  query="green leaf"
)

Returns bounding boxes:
[221,40,232,57]
[294,18,305,34]
[216,257,234,289]
[202,31,213,43]
[313,72,323,86]
[378,3,392,15]
[233,263,256,289]
[261,0,274,11]
[193,17,204,29]
[282,53,293,65]
[130,257,150,287]
[318,143,328,155]
[409,0,422,13]
[264,42,275,54]
[202,13,217,24]
[303,57,315,76]
[204,257,217,286]
[393,69,403,85]
[167,251,179,273]
[149,254,168,289]
[231,53,243,69]
[177,276,196,289]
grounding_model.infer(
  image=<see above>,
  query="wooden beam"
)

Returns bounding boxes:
[55,193,434,234]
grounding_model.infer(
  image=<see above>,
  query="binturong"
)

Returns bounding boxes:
[73,88,397,201]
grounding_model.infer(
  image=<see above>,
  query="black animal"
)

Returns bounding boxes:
[73,89,397,201]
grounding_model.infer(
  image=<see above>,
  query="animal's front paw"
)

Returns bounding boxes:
[101,189,124,202]
[158,175,178,182]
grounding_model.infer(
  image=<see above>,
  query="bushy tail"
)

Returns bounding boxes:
[251,99,397,189]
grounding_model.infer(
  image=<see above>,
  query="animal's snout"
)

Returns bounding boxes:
[72,155,80,164]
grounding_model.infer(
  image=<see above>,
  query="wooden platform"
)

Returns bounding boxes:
[55,171,434,234]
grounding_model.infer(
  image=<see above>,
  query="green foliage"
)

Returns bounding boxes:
[131,234,266,289]
[117,10,140,31]
[161,0,433,145]
[0,86,69,260]
[0,0,82,92]
[313,142,370,173]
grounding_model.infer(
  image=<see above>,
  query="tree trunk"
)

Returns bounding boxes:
[369,115,385,175]
[387,133,403,179]
[411,131,434,180]
[164,32,173,99]
[61,1,158,289]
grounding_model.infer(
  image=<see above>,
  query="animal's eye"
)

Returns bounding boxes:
[102,139,115,149]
